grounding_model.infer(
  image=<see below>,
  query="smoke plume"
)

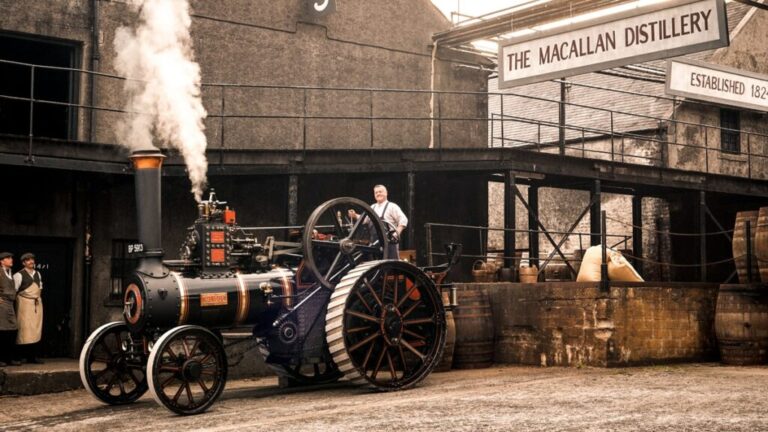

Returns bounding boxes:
[114,0,208,202]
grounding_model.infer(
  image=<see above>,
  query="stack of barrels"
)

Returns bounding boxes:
[716,209,768,365]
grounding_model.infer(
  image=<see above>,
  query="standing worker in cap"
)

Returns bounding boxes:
[14,253,44,364]
[0,251,21,367]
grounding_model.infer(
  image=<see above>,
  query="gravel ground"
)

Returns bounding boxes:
[1,363,766,431]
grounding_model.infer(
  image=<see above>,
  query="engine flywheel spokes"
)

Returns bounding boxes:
[79,321,148,405]
[303,197,389,289]
[147,326,228,415]
[326,260,446,390]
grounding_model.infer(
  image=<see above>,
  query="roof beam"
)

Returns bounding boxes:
[432,0,634,47]
[732,0,768,11]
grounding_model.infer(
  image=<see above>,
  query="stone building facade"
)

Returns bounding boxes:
[0,0,490,356]
[487,2,768,282]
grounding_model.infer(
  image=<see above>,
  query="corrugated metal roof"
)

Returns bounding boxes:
[647,0,753,66]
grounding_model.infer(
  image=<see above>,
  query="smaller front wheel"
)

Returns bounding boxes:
[79,321,148,405]
[147,325,228,415]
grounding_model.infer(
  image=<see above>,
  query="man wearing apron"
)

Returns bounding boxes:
[13,252,44,364]
[0,251,20,367]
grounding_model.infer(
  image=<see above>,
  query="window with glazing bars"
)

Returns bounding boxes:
[720,108,740,154]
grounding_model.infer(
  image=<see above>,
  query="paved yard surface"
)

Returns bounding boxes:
[1,363,766,431]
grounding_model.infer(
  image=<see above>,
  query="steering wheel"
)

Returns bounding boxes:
[302,197,389,288]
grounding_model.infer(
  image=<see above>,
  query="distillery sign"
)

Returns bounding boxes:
[666,59,768,112]
[498,0,728,88]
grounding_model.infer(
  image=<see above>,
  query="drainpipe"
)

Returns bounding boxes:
[82,182,92,342]
[429,41,437,149]
[81,0,99,345]
[88,0,100,143]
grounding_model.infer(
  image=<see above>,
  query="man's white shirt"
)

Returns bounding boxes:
[371,200,408,229]
[14,269,42,292]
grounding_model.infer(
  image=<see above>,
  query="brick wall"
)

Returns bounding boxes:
[454,281,719,367]
[0,0,490,150]
[487,183,671,281]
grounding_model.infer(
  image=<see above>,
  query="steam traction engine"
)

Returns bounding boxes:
[79,150,459,415]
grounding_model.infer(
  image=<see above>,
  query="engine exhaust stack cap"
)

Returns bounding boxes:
[131,149,165,170]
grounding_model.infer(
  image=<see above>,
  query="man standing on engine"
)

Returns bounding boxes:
[349,184,408,259]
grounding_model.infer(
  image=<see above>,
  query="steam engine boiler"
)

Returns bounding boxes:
[79,150,457,415]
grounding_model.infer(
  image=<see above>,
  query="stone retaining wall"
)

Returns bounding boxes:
[454,282,719,367]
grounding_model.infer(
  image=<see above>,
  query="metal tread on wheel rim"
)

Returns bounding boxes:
[325,260,447,390]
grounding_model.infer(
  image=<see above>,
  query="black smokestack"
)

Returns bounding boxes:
[130,150,166,275]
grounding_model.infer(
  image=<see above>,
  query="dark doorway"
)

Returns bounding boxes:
[0,32,80,140]
[0,236,74,358]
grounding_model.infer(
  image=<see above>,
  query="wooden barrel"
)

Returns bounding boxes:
[453,285,494,369]
[519,266,538,283]
[733,211,759,284]
[544,263,572,281]
[498,267,516,282]
[715,284,768,365]
[756,207,768,283]
[433,292,455,372]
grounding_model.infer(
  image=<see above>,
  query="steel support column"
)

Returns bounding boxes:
[504,172,516,268]
[528,184,539,268]
[559,79,566,156]
[288,174,298,226]
[513,185,575,276]
[632,195,643,276]
[601,211,609,291]
[539,195,596,278]
[407,171,415,250]
[699,190,707,282]
[703,203,736,283]
[590,180,602,246]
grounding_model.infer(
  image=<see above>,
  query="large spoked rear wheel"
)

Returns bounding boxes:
[147,325,228,415]
[303,197,389,289]
[79,321,148,405]
[326,260,446,390]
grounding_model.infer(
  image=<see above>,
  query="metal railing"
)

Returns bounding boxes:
[424,221,632,282]
[424,209,753,285]
[489,90,768,179]
[1,58,767,180]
